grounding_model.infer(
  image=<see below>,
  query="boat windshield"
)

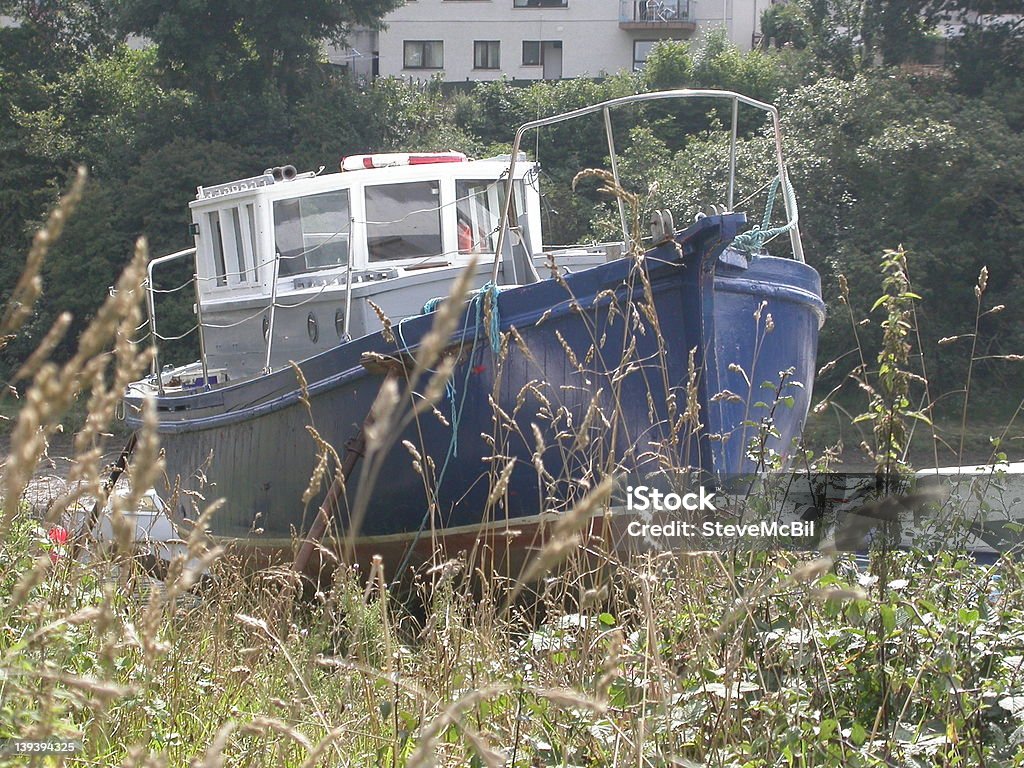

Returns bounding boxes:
[455,179,527,255]
[273,190,351,276]
[456,180,502,254]
[366,181,442,262]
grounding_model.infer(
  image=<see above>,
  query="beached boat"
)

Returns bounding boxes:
[121,90,825,572]
[782,464,1024,560]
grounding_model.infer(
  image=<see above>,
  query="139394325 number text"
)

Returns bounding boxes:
[0,739,82,755]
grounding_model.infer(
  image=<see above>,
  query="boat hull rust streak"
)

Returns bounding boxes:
[126,214,824,561]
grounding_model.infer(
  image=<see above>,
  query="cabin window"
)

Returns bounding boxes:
[365,181,442,262]
[206,205,259,287]
[229,208,247,283]
[273,190,351,277]
[244,203,259,281]
[207,213,227,287]
[456,180,528,255]
[456,180,502,254]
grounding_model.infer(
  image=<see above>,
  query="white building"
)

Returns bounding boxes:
[361,0,772,82]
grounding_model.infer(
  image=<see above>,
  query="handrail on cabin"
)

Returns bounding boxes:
[146,247,208,396]
[491,88,805,284]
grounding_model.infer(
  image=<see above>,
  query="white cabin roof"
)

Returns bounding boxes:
[189,155,531,210]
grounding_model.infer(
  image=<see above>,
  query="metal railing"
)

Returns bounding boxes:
[620,0,692,23]
[144,248,352,394]
[491,88,806,285]
[145,248,204,396]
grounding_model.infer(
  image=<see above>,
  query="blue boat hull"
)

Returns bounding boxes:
[127,214,824,553]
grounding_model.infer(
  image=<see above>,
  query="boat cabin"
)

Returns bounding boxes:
[175,153,545,384]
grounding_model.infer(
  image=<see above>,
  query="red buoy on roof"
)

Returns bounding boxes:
[340,151,468,172]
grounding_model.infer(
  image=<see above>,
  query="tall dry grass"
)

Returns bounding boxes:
[2,171,1024,768]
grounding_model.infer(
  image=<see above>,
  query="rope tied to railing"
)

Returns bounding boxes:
[390,281,506,581]
[730,173,799,255]
[418,281,507,460]
[422,281,506,357]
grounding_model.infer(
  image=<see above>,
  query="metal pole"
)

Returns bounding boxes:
[264,251,281,373]
[498,89,785,136]
[343,219,355,339]
[192,272,210,389]
[146,270,159,391]
[494,89,804,263]
[768,108,805,263]
[146,247,196,396]
[603,106,631,250]
[728,96,738,211]
[491,135,525,284]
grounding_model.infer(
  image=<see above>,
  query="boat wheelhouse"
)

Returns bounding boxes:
[150,152,551,389]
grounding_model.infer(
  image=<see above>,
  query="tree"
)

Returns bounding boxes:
[927,0,1024,92]
[760,2,809,49]
[6,47,193,178]
[789,0,942,73]
[859,0,937,66]
[115,0,403,101]
[642,32,781,101]
[0,0,121,64]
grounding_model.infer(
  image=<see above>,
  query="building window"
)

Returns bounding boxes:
[633,40,658,70]
[403,40,443,69]
[513,0,568,7]
[523,40,561,66]
[522,40,542,65]
[474,41,500,69]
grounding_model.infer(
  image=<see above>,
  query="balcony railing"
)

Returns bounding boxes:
[619,0,694,26]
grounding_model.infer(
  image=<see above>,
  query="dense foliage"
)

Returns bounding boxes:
[1,2,1021,412]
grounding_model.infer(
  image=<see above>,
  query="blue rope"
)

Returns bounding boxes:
[731,174,799,255]
[389,296,481,587]
[421,296,445,314]
[412,281,507,460]
[477,283,503,357]
[422,282,505,356]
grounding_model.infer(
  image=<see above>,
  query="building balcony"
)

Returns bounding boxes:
[619,0,696,31]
